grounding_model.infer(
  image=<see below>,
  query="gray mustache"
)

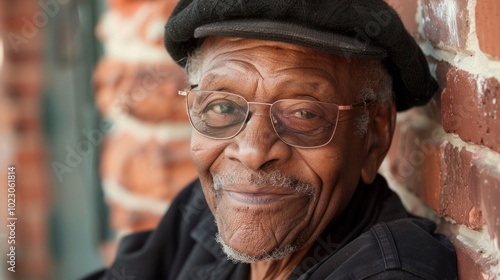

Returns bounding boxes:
[213,170,314,197]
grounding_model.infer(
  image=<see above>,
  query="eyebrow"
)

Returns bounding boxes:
[276,78,339,101]
[198,73,217,87]
[202,59,259,81]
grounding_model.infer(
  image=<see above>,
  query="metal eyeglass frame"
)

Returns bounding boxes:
[178,85,374,148]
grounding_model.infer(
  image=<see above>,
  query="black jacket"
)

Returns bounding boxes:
[84,175,457,280]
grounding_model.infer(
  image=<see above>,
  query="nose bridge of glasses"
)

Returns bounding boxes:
[247,101,273,117]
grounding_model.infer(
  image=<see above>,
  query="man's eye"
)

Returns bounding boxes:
[292,110,317,120]
[209,102,237,114]
[199,100,246,129]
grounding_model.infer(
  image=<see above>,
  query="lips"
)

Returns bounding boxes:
[225,190,300,205]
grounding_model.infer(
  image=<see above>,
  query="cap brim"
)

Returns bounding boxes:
[194,19,387,60]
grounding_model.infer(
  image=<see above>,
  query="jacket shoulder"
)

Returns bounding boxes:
[308,218,457,280]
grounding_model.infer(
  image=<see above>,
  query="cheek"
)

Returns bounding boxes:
[190,134,228,174]
[190,135,230,212]
[296,136,365,221]
[298,148,347,189]
[308,117,366,183]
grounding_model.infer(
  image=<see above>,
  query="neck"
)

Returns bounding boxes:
[249,247,309,280]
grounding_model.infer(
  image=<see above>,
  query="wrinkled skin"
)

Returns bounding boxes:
[189,37,396,279]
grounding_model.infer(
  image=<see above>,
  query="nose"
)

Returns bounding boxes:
[224,108,291,171]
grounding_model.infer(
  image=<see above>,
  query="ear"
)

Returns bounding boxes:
[360,101,397,184]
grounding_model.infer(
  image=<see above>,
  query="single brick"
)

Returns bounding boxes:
[476,0,500,58]
[442,67,500,153]
[440,144,483,228]
[421,0,470,51]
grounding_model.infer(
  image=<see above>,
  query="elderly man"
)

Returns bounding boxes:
[85,0,457,279]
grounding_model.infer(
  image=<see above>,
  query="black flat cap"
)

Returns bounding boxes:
[164,0,438,111]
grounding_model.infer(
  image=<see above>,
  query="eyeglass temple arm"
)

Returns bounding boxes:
[338,100,374,110]
[178,84,199,96]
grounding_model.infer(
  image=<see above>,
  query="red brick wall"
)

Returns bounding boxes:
[1,0,53,279]
[93,0,198,264]
[382,0,500,278]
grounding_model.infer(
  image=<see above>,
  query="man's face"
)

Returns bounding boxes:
[190,37,372,261]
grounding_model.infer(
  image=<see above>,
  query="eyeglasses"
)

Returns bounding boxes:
[178,86,373,148]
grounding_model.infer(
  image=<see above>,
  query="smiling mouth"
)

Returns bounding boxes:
[226,191,300,205]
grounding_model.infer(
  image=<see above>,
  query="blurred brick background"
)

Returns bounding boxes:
[0,0,499,279]
[1,0,53,279]
[382,0,500,278]
[0,0,197,279]
[93,0,197,265]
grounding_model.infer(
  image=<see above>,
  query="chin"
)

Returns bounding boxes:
[215,233,298,263]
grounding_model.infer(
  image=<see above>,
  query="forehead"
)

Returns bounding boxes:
[199,36,348,70]
[196,37,353,101]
